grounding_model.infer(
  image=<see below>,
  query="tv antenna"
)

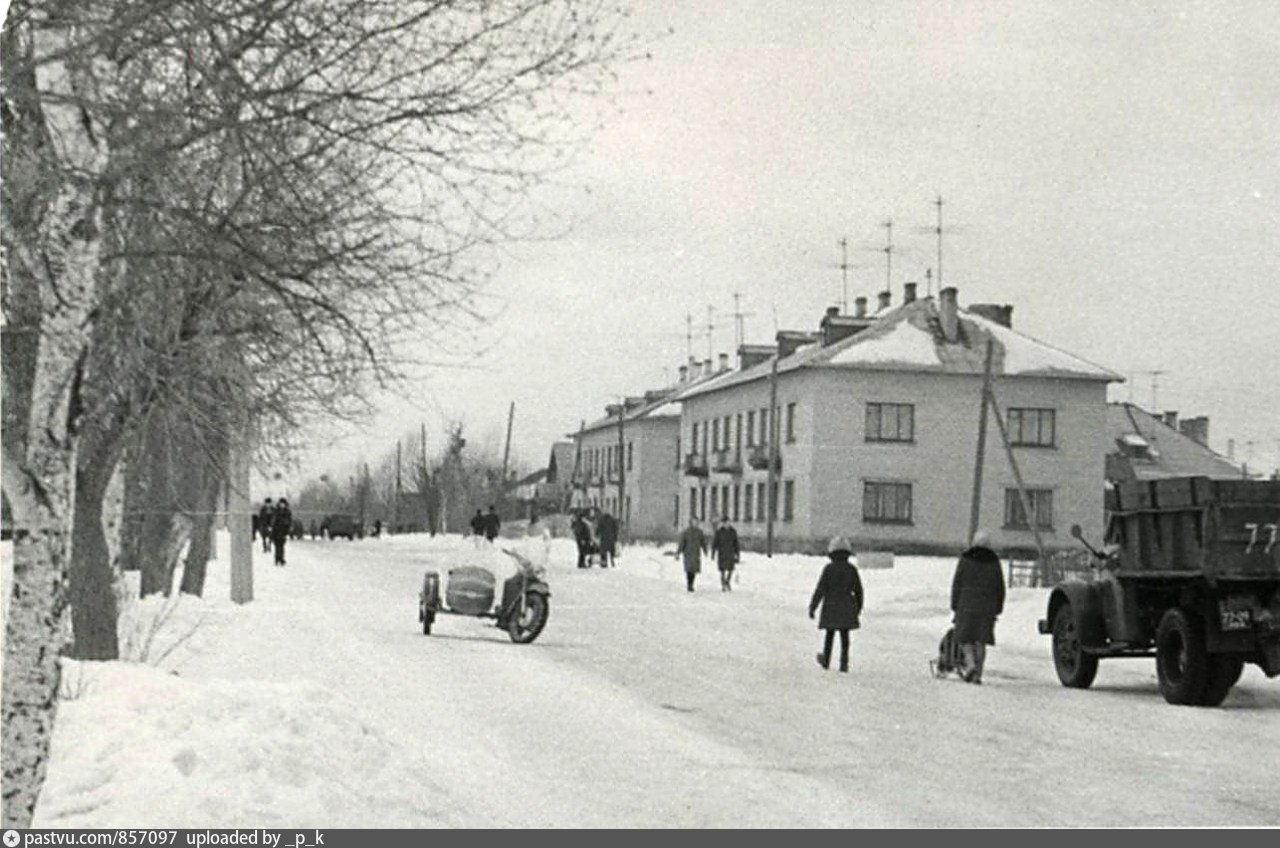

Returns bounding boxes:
[1139,370,1168,412]
[882,219,893,292]
[731,292,755,351]
[910,195,963,296]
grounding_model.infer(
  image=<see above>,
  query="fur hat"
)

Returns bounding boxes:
[971,530,992,548]
[827,536,853,555]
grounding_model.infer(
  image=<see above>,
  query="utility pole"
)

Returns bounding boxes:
[501,401,515,488]
[925,268,933,299]
[968,340,996,546]
[394,440,401,535]
[765,351,780,557]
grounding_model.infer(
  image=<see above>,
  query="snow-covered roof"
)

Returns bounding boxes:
[1106,403,1242,481]
[678,297,1122,402]
[573,366,738,436]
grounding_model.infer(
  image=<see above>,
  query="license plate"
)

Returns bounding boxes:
[1219,602,1251,632]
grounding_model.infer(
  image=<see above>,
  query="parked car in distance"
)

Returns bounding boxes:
[321,513,362,540]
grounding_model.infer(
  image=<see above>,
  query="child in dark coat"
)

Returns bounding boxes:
[809,537,864,672]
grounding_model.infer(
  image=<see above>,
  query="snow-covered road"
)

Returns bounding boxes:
[33,533,1280,827]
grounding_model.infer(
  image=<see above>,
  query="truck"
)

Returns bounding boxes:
[1038,476,1280,706]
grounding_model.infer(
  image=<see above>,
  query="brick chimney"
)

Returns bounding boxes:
[939,286,959,342]
[678,364,688,383]
[854,296,868,318]
[877,290,891,311]
[718,352,729,372]
[820,308,873,346]
[1163,410,1179,430]
[1179,416,1210,447]
[903,282,917,304]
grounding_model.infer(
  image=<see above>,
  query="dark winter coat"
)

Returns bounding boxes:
[809,554,863,630]
[675,526,707,573]
[950,546,1005,617]
[484,511,501,541]
[572,515,591,548]
[710,525,740,570]
[271,506,293,540]
[597,513,619,550]
[257,504,274,534]
[470,512,485,535]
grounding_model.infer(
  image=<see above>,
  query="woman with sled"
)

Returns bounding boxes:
[949,530,1005,684]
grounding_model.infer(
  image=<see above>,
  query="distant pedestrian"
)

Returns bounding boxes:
[572,511,592,568]
[675,519,707,592]
[372,518,382,538]
[597,511,619,568]
[257,499,275,553]
[809,537,863,672]
[470,509,485,549]
[950,531,1005,684]
[710,517,740,591]
[484,505,501,542]
[309,519,319,540]
[271,498,293,566]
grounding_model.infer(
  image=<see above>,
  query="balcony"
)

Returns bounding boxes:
[747,445,781,472]
[713,450,742,476]
[683,453,709,477]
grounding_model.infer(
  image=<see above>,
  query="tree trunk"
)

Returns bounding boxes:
[179,469,223,597]
[1,12,111,825]
[68,453,121,660]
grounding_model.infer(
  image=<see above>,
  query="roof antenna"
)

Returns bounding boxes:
[882,219,894,292]
[731,292,755,351]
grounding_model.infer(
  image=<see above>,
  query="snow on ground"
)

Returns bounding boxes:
[16,532,1280,827]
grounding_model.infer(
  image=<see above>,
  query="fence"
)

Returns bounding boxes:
[1006,549,1094,588]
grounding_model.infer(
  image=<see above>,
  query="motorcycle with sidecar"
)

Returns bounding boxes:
[418,548,550,643]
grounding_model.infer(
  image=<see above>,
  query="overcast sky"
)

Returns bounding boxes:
[309,0,1280,479]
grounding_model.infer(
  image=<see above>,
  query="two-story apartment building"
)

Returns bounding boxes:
[676,285,1123,554]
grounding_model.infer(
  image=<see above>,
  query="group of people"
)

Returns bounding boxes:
[469,505,502,547]
[571,507,619,568]
[674,516,740,591]
[253,497,294,566]
[672,517,1005,683]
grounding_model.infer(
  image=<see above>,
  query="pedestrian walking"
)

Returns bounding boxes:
[597,511,619,568]
[808,537,864,672]
[675,519,707,592]
[950,531,1005,684]
[271,498,293,566]
[710,516,740,591]
[484,505,501,543]
[470,509,485,549]
[257,499,275,553]
[572,510,592,568]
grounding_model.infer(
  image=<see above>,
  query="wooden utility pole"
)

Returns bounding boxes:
[228,430,253,604]
[968,340,996,545]
[563,420,586,513]
[617,400,627,530]
[501,401,515,487]
[393,440,401,534]
[765,352,780,557]
[987,386,1047,582]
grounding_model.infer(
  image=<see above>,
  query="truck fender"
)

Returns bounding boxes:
[1044,582,1107,649]
[524,580,550,599]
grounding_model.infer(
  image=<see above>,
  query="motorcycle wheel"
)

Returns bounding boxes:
[507,593,549,644]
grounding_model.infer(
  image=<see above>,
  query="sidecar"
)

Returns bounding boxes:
[418,557,550,644]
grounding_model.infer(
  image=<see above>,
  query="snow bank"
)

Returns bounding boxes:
[35,661,451,828]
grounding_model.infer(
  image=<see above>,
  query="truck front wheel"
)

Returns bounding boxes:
[1156,607,1209,705]
[1197,655,1244,707]
[1052,603,1099,688]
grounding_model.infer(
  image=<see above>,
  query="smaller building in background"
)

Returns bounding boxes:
[1105,403,1242,482]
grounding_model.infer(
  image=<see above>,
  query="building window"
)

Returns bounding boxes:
[746,410,756,446]
[735,413,743,453]
[732,484,740,521]
[743,484,754,523]
[691,423,698,453]
[756,482,766,522]
[702,421,709,456]
[627,442,633,471]
[699,486,707,521]
[1005,488,1054,530]
[689,488,697,522]
[710,486,719,519]
[712,418,720,452]
[676,495,681,527]
[722,485,730,520]
[783,480,795,522]
[786,403,797,443]
[758,407,768,444]
[863,481,913,524]
[866,402,914,442]
[625,496,631,523]
[1008,408,1056,447]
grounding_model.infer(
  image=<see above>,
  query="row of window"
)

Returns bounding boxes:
[580,441,634,477]
[865,403,1057,447]
[683,403,1058,451]
[585,493,632,521]
[680,480,797,525]
[688,403,798,457]
[862,482,1054,530]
